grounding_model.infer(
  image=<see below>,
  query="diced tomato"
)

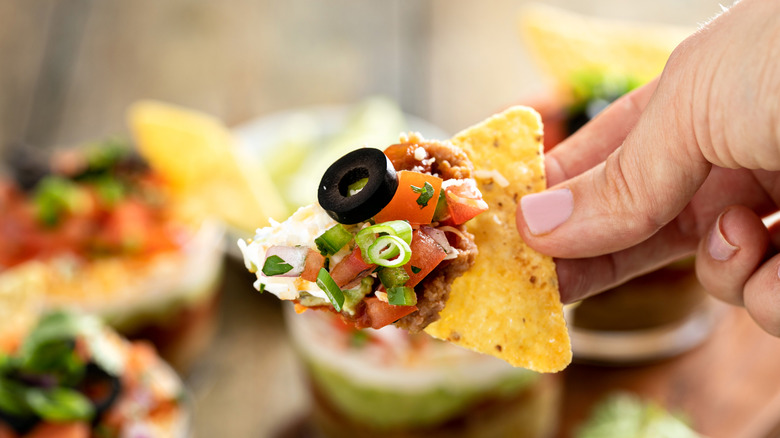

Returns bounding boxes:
[329,246,375,288]
[359,297,418,329]
[97,199,153,253]
[0,422,17,438]
[25,422,90,438]
[300,249,326,282]
[402,229,447,287]
[444,179,489,225]
[373,171,442,225]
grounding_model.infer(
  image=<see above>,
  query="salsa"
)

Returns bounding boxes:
[0,142,187,270]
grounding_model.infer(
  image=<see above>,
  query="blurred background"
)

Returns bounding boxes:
[4,1,780,438]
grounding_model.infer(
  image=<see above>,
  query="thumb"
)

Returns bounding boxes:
[517,60,711,258]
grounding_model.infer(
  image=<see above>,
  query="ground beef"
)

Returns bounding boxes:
[395,226,478,332]
[384,134,474,180]
[386,135,480,332]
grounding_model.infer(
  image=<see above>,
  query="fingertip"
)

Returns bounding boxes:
[744,256,780,337]
[518,188,573,236]
[696,206,770,306]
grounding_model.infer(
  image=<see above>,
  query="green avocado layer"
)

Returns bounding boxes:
[305,358,539,428]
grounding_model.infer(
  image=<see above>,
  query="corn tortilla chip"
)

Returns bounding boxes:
[519,3,690,91]
[424,106,571,372]
[128,100,287,231]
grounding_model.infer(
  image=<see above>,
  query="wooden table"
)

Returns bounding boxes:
[559,305,780,438]
[199,260,780,437]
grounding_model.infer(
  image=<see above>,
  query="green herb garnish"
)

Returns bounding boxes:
[262,255,293,276]
[411,266,422,274]
[316,268,345,312]
[411,181,435,208]
[315,224,353,255]
[26,387,94,422]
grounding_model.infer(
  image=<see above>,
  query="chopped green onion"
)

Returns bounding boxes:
[262,255,293,276]
[410,266,422,274]
[0,378,32,417]
[26,387,95,421]
[315,224,353,255]
[387,286,417,306]
[355,220,412,262]
[368,235,411,268]
[316,268,345,312]
[347,177,369,196]
[385,220,413,244]
[411,181,435,208]
[258,283,266,294]
[377,267,410,288]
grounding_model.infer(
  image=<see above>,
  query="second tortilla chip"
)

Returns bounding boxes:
[424,106,571,373]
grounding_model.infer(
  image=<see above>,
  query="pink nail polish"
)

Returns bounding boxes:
[708,211,738,261]
[520,188,573,235]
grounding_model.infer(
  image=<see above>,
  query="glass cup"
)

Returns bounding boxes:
[283,304,561,438]
[565,258,722,364]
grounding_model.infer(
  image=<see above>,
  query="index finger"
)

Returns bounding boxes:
[546,77,659,187]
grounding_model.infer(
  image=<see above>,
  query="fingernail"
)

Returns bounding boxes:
[708,210,738,261]
[520,188,573,235]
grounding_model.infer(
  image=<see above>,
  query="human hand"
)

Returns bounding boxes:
[516,0,780,333]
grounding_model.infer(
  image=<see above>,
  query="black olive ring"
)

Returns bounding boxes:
[317,148,398,224]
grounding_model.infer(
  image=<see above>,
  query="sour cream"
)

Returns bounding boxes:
[238,204,353,301]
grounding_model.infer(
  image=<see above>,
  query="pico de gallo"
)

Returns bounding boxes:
[0,140,187,270]
[0,312,187,438]
[239,134,488,332]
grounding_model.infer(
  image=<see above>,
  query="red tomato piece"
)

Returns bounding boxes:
[0,423,17,438]
[360,297,418,329]
[444,179,489,225]
[300,249,326,282]
[402,229,447,287]
[25,422,90,438]
[329,246,375,288]
[373,171,442,225]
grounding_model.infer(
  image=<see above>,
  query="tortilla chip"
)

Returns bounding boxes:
[424,106,571,372]
[127,100,287,231]
[519,3,690,90]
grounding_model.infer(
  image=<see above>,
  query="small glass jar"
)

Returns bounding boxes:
[284,304,561,438]
[566,258,722,364]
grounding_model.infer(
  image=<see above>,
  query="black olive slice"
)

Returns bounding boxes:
[318,148,398,224]
[79,363,122,422]
[0,410,39,435]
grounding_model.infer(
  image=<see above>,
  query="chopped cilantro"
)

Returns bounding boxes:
[261,255,293,276]
[411,182,435,208]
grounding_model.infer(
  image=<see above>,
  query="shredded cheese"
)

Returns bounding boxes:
[473,169,510,188]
